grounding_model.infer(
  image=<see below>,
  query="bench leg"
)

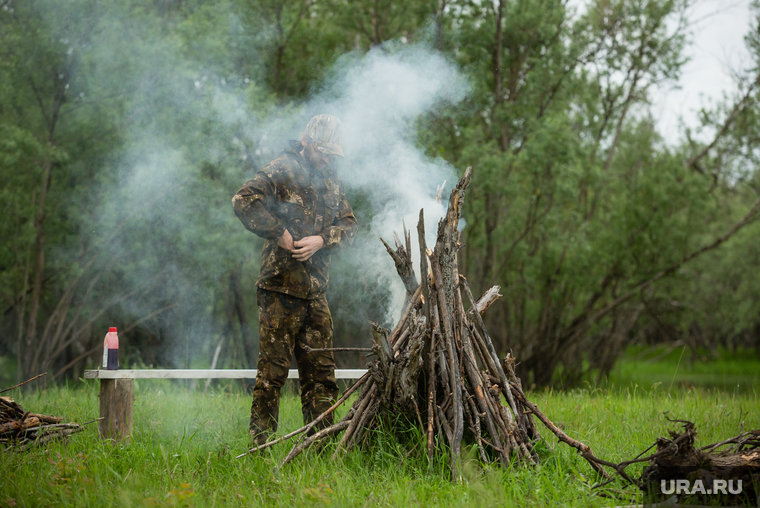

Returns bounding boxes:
[98,379,133,443]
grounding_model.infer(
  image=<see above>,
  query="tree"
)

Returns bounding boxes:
[422,0,759,386]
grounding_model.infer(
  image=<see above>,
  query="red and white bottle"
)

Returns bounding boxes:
[102,327,119,370]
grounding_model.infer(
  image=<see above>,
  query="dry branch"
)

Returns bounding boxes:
[509,383,610,478]
[0,373,47,394]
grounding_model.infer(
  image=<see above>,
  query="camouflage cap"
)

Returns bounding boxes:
[303,114,344,158]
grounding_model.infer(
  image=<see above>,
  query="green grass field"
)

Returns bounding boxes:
[609,346,760,393]
[2,355,758,508]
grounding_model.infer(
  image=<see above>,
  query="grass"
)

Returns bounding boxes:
[609,346,760,393]
[1,358,759,508]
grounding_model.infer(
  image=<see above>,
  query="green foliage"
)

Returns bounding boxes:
[422,0,760,386]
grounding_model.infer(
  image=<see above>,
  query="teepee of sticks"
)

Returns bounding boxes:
[238,168,611,482]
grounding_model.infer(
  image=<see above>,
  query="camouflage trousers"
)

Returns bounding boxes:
[250,288,338,438]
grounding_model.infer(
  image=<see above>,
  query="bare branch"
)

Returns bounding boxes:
[685,76,759,172]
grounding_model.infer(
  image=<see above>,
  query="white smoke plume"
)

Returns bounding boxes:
[303,48,469,319]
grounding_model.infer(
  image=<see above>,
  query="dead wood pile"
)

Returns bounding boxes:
[600,419,760,505]
[1,375,95,452]
[239,168,612,481]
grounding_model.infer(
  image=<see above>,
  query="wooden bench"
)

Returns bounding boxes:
[84,369,368,442]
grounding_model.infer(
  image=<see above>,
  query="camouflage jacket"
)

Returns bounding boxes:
[232,141,358,299]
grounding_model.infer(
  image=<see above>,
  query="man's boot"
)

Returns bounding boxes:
[249,401,279,447]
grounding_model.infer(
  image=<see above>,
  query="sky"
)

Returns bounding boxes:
[652,0,753,145]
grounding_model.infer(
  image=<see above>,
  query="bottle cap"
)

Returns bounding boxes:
[109,327,117,332]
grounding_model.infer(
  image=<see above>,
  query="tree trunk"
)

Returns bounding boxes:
[24,158,53,383]
[15,190,36,383]
[230,266,255,368]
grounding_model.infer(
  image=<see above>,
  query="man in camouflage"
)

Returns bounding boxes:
[231,115,357,443]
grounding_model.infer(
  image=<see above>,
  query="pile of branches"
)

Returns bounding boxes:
[1,374,95,452]
[239,168,611,481]
[598,418,760,505]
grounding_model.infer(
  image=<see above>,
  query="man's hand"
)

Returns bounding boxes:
[278,229,295,250]
[292,235,324,262]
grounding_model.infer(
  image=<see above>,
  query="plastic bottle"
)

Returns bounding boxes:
[102,327,119,370]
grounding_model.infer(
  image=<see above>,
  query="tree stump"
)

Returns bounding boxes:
[98,379,133,443]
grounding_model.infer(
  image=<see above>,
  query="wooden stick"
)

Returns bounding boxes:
[436,349,451,401]
[430,169,473,482]
[500,389,536,463]
[280,420,351,467]
[466,285,502,317]
[14,427,84,452]
[437,405,453,445]
[333,384,376,457]
[439,391,452,415]
[359,410,379,449]
[508,432,526,461]
[460,277,519,423]
[380,231,418,298]
[466,395,488,463]
[434,401,443,444]
[346,398,380,452]
[698,430,756,454]
[430,257,463,481]
[510,417,537,464]
[297,378,375,450]
[302,345,373,354]
[236,372,370,459]
[392,285,422,340]
[0,373,47,394]
[510,384,610,478]
[458,318,509,466]
[504,353,541,443]
[392,328,412,354]
[412,398,424,432]
[426,329,437,461]
[481,437,508,456]
[469,325,498,377]
[417,209,431,331]
[417,208,437,463]
[481,382,513,461]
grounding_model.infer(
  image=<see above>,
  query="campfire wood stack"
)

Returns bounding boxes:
[239,168,610,482]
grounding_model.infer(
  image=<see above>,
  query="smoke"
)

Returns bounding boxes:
[303,48,469,321]
[240,47,469,333]
[39,1,468,367]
